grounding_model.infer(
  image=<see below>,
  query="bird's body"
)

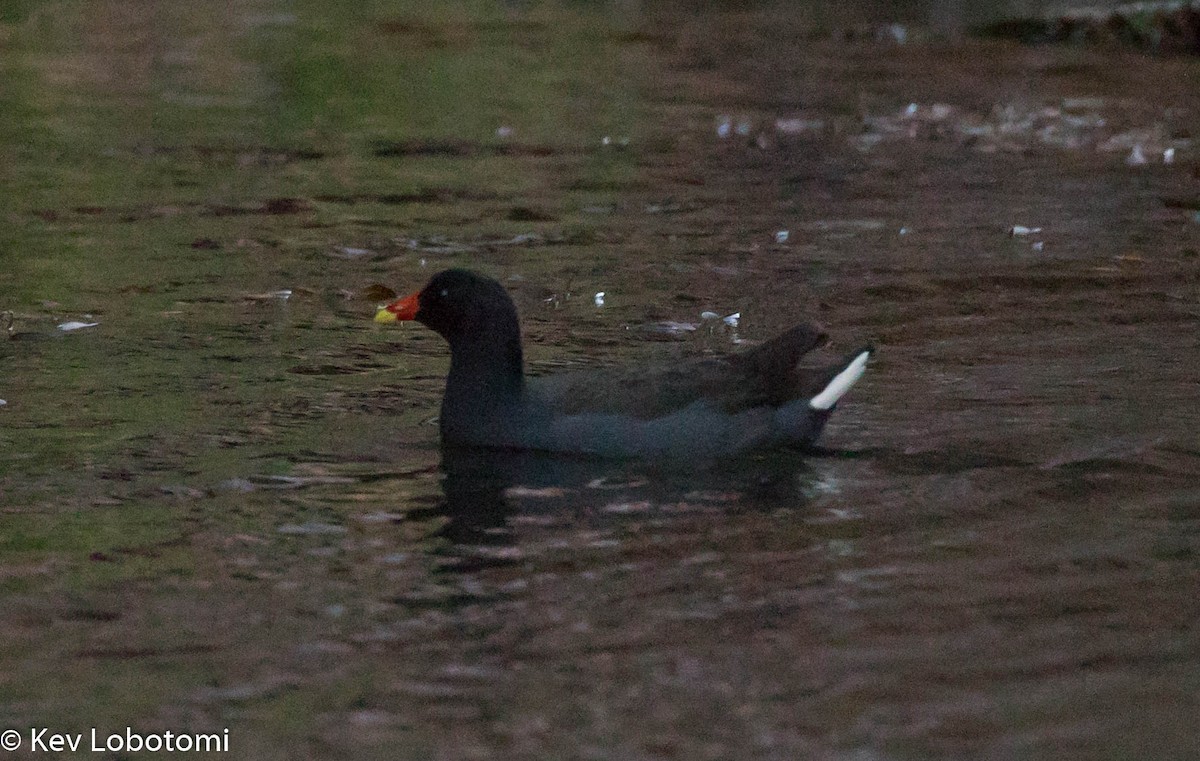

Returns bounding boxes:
[376,269,871,460]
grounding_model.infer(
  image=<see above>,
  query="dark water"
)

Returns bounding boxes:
[2,1,1199,759]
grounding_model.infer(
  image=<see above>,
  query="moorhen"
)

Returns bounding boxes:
[375,269,871,460]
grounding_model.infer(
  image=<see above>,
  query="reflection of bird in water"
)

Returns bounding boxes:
[429,446,831,562]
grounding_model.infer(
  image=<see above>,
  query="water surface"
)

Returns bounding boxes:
[1,1,1198,759]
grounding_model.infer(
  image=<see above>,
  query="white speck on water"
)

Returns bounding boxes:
[1126,144,1148,166]
[774,230,789,243]
[594,291,605,307]
[1031,241,1046,252]
[57,321,99,332]
[899,226,911,235]
[1009,225,1042,237]
[1163,147,1176,163]
[601,135,612,146]
[700,311,720,321]
[495,125,514,138]
[0,399,7,407]
[716,115,732,139]
[272,289,292,300]
[904,102,919,118]
[881,23,908,44]
[419,258,427,267]
[735,118,752,136]
[722,312,740,328]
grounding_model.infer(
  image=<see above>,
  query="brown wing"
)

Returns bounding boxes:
[528,323,828,419]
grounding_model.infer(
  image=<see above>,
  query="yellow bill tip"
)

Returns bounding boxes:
[374,307,399,324]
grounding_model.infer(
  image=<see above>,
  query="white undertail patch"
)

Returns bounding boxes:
[808,351,871,410]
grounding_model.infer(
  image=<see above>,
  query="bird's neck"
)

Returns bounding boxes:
[444,332,525,415]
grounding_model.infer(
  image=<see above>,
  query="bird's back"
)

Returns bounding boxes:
[527,323,830,419]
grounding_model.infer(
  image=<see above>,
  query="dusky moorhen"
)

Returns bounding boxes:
[376,269,871,460]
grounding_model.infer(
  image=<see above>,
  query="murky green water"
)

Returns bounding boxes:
[2,1,1199,759]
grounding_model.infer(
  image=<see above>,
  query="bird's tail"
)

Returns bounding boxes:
[808,347,872,410]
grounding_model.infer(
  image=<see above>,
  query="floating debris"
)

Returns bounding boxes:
[699,311,720,321]
[242,290,293,301]
[1031,241,1046,252]
[1164,147,1176,163]
[848,97,1190,163]
[594,292,606,307]
[1009,225,1043,237]
[57,321,99,332]
[1126,144,1149,166]
[495,125,514,139]
[722,312,740,328]
[899,226,911,235]
[331,246,374,259]
[774,230,790,243]
[0,399,7,407]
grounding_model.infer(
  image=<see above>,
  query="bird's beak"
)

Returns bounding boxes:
[374,291,420,323]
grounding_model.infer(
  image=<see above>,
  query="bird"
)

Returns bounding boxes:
[375,269,871,461]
